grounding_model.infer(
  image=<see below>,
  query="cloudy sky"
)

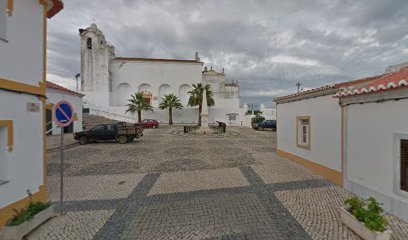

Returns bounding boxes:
[47,0,408,107]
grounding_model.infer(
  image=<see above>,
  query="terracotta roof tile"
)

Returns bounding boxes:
[273,84,337,103]
[335,68,408,98]
[46,0,63,18]
[274,72,394,103]
[46,81,84,97]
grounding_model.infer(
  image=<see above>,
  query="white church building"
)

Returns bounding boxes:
[79,23,248,125]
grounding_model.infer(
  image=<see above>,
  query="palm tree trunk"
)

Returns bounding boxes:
[169,108,173,126]
[198,104,202,126]
[138,111,142,123]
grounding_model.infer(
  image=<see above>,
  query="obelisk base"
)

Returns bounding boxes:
[196,114,211,134]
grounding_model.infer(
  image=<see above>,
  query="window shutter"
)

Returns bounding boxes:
[401,140,408,192]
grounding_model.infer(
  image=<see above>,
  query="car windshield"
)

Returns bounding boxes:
[92,125,105,131]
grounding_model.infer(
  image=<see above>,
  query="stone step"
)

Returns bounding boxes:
[83,113,121,129]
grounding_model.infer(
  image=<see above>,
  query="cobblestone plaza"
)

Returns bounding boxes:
[28,127,408,240]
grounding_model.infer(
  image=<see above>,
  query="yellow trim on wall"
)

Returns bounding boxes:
[46,103,54,110]
[0,120,13,152]
[0,185,47,227]
[276,148,343,186]
[6,0,13,16]
[41,99,48,186]
[0,78,46,97]
[41,0,48,189]
[296,116,311,150]
[42,1,47,85]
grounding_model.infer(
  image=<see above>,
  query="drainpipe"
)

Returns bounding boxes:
[341,104,350,190]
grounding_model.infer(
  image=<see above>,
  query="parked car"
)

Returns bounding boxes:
[141,119,159,128]
[74,122,143,145]
[252,120,276,131]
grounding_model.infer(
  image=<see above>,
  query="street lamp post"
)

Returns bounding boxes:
[248,103,254,115]
[74,73,80,92]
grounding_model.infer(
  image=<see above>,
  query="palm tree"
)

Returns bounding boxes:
[187,83,215,126]
[159,94,183,126]
[125,92,153,123]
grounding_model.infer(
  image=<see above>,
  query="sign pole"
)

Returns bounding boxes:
[60,126,64,215]
[53,101,74,216]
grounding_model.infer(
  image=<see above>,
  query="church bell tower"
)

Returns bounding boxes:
[79,23,115,108]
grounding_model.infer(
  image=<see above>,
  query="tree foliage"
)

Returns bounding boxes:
[251,112,265,123]
[126,92,153,123]
[159,94,183,126]
[187,83,215,125]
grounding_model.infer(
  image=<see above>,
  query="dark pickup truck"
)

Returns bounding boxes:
[252,120,277,131]
[74,122,143,145]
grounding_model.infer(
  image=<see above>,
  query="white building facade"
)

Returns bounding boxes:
[79,24,245,125]
[337,68,408,222]
[0,0,63,227]
[274,86,343,185]
[45,81,83,135]
[274,64,408,221]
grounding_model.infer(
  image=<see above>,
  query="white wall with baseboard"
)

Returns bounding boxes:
[276,95,342,172]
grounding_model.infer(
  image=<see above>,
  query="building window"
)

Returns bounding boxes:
[401,139,408,192]
[296,116,311,149]
[0,0,7,42]
[87,37,92,49]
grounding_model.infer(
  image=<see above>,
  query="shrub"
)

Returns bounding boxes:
[6,201,51,226]
[251,113,265,124]
[344,197,389,232]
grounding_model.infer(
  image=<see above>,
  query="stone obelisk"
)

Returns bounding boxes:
[197,89,211,134]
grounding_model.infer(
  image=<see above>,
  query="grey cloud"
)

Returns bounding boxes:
[47,0,408,107]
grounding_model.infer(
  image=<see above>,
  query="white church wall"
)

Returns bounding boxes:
[214,98,240,109]
[179,84,192,107]
[99,106,246,126]
[158,84,173,103]
[116,83,132,106]
[110,60,202,107]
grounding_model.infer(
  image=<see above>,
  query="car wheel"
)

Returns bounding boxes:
[79,136,88,145]
[118,135,128,144]
[152,125,156,129]
[257,126,264,131]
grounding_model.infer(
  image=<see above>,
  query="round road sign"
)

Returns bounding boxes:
[53,101,74,127]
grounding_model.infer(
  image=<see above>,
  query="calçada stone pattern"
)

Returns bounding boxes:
[28,127,408,239]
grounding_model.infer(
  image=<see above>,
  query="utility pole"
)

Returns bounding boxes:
[296,82,302,93]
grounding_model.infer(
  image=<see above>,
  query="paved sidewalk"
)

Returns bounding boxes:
[28,127,408,240]
[46,133,77,151]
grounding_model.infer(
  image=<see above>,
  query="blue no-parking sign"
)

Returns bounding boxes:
[53,101,74,127]
[53,100,75,215]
